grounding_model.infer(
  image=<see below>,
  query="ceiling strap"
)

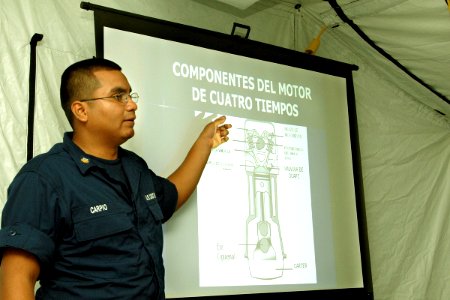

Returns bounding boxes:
[327,0,450,108]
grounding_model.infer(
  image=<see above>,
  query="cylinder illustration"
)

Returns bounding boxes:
[244,120,285,279]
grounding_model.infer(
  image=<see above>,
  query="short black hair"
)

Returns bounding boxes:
[60,57,122,125]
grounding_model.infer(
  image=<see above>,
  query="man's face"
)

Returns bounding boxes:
[86,69,138,146]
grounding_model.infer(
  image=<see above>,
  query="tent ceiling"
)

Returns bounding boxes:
[216,0,450,117]
[216,0,260,10]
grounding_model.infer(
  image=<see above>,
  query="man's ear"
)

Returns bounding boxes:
[71,101,88,123]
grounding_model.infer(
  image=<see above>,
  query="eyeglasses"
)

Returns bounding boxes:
[79,92,139,104]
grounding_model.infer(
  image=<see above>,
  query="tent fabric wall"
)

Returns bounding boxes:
[0,1,448,299]
[299,2,450,299]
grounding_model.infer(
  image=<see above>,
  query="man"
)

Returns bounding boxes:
[0,58,231,299]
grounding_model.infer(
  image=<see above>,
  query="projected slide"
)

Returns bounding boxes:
[103,25,363,298]
[197,117,316,287]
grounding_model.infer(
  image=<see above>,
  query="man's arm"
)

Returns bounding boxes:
[0,248,40,300]
[168,116,231,209]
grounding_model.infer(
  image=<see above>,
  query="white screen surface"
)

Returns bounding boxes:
[104,27,363,298]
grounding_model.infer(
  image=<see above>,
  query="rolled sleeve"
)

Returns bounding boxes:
[1,170,61,267]
[0,223,55,265]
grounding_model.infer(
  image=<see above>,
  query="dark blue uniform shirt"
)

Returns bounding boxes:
[0,132,178,299]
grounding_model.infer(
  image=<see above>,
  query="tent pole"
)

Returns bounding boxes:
[27,33,43,161]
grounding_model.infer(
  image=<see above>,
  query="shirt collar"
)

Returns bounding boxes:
[62,132,138,176]
[62,132,96,175]
[63,132,126,175]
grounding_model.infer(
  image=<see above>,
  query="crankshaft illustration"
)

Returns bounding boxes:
[244,120,285,279]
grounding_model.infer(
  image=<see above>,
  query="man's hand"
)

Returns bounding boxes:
[202,116,232,149]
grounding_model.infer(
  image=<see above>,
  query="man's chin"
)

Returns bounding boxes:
[120,130,135,144]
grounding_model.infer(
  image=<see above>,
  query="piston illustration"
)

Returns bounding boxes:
[244,120,285,279]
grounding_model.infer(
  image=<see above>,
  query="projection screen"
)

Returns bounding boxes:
[82,2,373,299]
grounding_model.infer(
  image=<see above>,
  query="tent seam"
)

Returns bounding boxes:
[326,0,450,112]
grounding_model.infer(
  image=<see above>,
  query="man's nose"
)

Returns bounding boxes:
[126,99,138,111]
